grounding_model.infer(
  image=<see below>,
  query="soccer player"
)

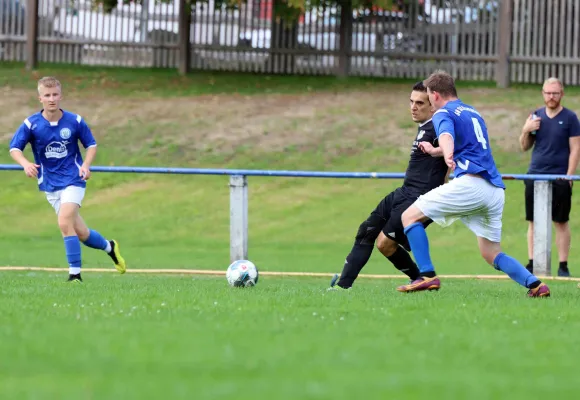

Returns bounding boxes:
[519,77,580,277]
[9,76,126,282]
[329,81,449,290]
[397,70,550,297]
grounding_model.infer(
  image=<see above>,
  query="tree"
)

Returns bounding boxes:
[98,0,406,19]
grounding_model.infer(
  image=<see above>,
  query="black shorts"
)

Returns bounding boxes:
[365,188,431,252]
[524,179,572,223]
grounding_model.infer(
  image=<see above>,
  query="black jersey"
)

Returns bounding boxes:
[401,120,448,197]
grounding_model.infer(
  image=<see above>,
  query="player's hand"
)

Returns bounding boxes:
[523,114,541,133]
[79,164,91,181]
[23,162,40,178]
[418,142,435,155]
[444,153,456,171]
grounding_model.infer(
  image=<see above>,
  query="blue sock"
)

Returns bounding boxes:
[404,222,435,273]
[64,236,82,272]
[494,252,538,288]
[83,229,109,251]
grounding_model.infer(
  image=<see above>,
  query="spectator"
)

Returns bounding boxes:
[519,77,580,277]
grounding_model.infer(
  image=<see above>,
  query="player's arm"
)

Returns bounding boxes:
[9,123,39,178]
[432,110,456,170]
[519,114,539,151]
[78,117,98,180]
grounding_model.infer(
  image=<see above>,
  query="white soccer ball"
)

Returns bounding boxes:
[226,260,259,287]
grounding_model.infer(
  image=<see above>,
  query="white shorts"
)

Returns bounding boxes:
[45,186,86,215]
[414,175,505,242]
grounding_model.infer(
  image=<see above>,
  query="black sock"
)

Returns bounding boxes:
[337,243,374,288]
[387,246,420,280]
[528,280,541,289]
[421,271,437,278]
[559,261,569,271]
[526,259,533,271]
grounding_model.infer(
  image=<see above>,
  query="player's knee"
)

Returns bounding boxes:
[376,235,397,257]
[355,220,380,246]
[401,206,420,227]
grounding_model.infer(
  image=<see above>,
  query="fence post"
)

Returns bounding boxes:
[25,0,39,70]
[229,175,248,262]
[495,0,513,88]
[337,0,353,78]
[533,180,552,276]
[178,0,191,75]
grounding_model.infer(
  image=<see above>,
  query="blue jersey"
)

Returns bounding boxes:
[9,110,97,192]
[432,99,505,189]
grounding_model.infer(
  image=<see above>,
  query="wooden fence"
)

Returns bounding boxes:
[0,0,578,87]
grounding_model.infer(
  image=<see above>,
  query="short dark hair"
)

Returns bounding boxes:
[412,81,427,93]
[423,70,458,98]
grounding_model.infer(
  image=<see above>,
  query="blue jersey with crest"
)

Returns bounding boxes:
[9,110,97,192]
[432,99,505,189]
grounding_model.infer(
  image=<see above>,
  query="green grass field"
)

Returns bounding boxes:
[1,63,579,399]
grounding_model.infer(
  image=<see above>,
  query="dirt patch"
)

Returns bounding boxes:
[0,87,526,156]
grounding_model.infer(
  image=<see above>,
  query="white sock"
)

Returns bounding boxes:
[104,241,112,253]
[70,267,81,275]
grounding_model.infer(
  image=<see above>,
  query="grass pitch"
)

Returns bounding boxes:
[1,272,578,400]
[1,63,579,399]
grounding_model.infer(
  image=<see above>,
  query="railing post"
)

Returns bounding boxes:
[533,180,552,276]
[229,175,248,263]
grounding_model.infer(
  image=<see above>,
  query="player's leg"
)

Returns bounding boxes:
[74,213,126,274]
[397,205,440,292]
[524,180,535,272]
[379,197,422,281]
[330,193,394,289]
[56,201,83,282]
[464,183,549,297]
[376,232,420,281]
[552,180,572,277]
[477,237,549,297]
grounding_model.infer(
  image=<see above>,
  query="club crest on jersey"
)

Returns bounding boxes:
[60,128,71,140]
[417,130,425,140]
[45,141,68,159]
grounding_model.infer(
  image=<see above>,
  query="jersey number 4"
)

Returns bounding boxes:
[471,118,488,149]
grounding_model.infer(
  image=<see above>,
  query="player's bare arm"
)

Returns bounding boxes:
[9,149,40,178]
[418,142,443,157]
[519,114,539,151]
[438,134,455,170]
[80,145,97,180]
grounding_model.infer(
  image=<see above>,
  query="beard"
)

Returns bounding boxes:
[545,99,560,110]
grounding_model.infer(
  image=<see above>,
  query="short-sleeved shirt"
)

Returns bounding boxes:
[400,119,448,198]
[528,107,580,174]
[432,99,505,189]
[9,110,97,192]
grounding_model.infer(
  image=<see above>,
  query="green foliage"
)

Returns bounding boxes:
[97,0,404,20]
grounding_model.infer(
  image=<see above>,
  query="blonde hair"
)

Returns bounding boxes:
[37,76,62,93]
[543,77,564,91]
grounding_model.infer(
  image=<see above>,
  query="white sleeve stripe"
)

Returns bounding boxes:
[76,114,82,123]
[439,132,454,140]
[23,118,31,128]
[86,144,97,148]
[9,148,23,153]
[434,109,449,115]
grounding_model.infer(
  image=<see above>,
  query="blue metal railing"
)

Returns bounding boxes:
[0,164,579,181]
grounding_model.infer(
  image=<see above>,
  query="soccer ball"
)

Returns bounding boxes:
[226,260,259,287]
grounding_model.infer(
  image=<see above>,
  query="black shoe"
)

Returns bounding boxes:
[67,273,82,283]
[525,264,533,274]
[558,267,571,277]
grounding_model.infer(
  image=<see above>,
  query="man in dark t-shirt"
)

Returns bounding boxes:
[519,77,580,277]
[329,82,449,290]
